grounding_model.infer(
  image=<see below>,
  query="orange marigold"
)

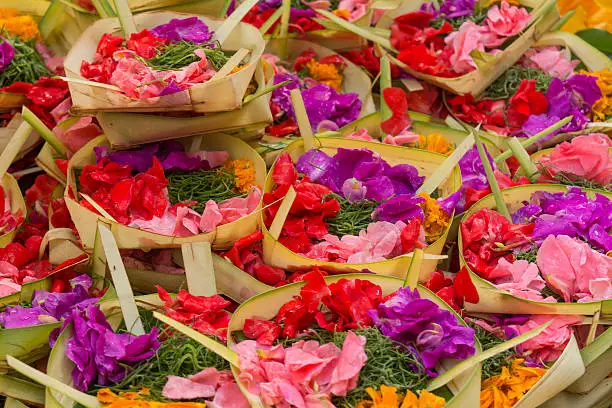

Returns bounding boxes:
[305,59,343,92]
[419,192,451,242]
[98,388,207,408]
[480,359,547,408]
[227,158,259,193]
[417,133,454,156]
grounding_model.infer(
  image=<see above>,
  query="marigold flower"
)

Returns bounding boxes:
[333,8,351,20]
[356,385,446,408]
[419,193,451,242]
[98,388,208,407]
[226,158,259,193]
[305,59,343,92]
[557,0,612,32]
[580,68,612,121]
[480,359,547,408]
[417,133,454,155]
[0,9,40,40]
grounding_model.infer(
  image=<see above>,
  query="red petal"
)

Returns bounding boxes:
[454,267,479,304]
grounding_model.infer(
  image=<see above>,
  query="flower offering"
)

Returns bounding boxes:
[75,140,261,237]
[461,187,612,303]
[80,17,235,99]
[230,273,477,407]
[265,48,362,136]
[263,147,458,264]
[391,1,533,78]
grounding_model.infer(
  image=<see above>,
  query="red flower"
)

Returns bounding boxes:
[0,82,32,95]
[454,266,479,304]
[96,33,124,58]
[79,158,133,195]
[25,174,58,208]
[397,44,455,77]
[55,159,69,175]
[80,58,117,84]
[243,319,282,345]
[275,270,329,337]
[271,153,298,187]
[381,87,411,135]
[391,12,451,51]
[315,278,384,332]
[222,230,264,270]
[26,77,69,109]
[342,47,402,78]
[129,158,169,220]
[319,55,346,69]
[507,79,548,128]
[222,231,288,286]
[292,17,324,32]
[0,243,32,268]
[243,5,278,33]
[25,103,56,130]
[50,198,75,229]
[464,187,491,210]
[460,208,532,279]
[401,217,426,253]
[425,270,453,293]
[157,286,231,342]
[404,82,444,116]
[126,30,168,59]
[292,49,317,72]
[266,118,299,137]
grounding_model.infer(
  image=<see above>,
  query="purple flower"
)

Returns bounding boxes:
[0,307,43,329]
[258,0,282,10]
[290,8,316,20]
[341,178,367,202]
[64,305,159,391]
[0,275,96,329]
[386,164,425,196]
[334,148,376,188]
[159,80,182,96]
[459,146,496,191]
[511,203,542,224]
[540,76,602,134]
[0,40,15,72]
[271,73,301,119]
[226,0,236,14]
[295,149,341,193]
[519,114,565,139]
[526,187,612,251]
[100,141,213,173]
[421,0,475,18]
[372,195,425,223]
[301,85,361,130]
[151,17,213,44]
[369,287,476,373]
[437,191,461,216]
[364,177,396,202]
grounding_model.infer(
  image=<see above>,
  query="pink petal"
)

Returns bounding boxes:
[210,382,250,408]
[200,200,223,232]
[0,279,20,297]
[162,375,217,399]
[326,331,367,396]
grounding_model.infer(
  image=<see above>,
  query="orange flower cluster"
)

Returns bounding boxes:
[356,385,445,408]
[420,192,451,242]
[305,59,344,92]
[480,359,548,408]
[98,388,207,408]
[417,133,454,156]
[226,158,259,193]
[0,8,40,40]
